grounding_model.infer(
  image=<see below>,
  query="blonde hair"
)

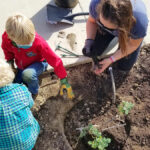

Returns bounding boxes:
[0,59,15,88]
[5,13,35,45]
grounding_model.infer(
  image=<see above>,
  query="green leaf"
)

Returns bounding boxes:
[89,126,101,137]
[80,124,111,150]
[98,144,103,150]
[79,128,87,138]
[88,124,93,130]
[88,141,93,145]
[107,138,111,143]
[118,101,134,115]
[88,136,111,150]
[91,141,98,149]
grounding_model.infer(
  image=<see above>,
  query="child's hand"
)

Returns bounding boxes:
[60,78,75,99]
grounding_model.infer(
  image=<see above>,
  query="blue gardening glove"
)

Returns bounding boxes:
[60,78,75,99]
[82,39,94,57]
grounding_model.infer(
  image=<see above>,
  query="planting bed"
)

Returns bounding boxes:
[33,44,150,150]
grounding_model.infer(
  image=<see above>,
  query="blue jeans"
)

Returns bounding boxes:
[117,45,141,71]
[92,31,141,71]
[14,61,48,94]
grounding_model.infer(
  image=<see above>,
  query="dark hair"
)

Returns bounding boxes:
[97,0,136,54]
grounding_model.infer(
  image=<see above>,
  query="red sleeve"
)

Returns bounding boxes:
[39,36,67,79]
[1,32,14,61]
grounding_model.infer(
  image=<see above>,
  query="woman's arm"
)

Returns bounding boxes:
[94,37,144,75]
[86,16,98,39]
[112,37,144,61]
[82,16,98,56]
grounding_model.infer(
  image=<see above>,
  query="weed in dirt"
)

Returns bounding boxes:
[76,100,133,150]
[118,101,134,116]
[79,124,111,150]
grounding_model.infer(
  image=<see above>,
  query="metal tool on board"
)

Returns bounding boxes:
[55,43,83,58]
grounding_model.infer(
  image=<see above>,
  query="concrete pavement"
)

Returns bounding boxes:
[0,0,149,70]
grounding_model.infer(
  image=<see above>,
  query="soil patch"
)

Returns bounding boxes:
[64,44,150,150]
[33,44,150,150]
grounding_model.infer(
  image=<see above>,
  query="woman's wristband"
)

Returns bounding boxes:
[109,56,115,63]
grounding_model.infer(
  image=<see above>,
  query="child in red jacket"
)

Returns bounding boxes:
[1,13,74,99]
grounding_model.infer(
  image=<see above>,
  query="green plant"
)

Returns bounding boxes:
[118,101,134,115]
[78,101,134,149]
[79,124,111,150]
